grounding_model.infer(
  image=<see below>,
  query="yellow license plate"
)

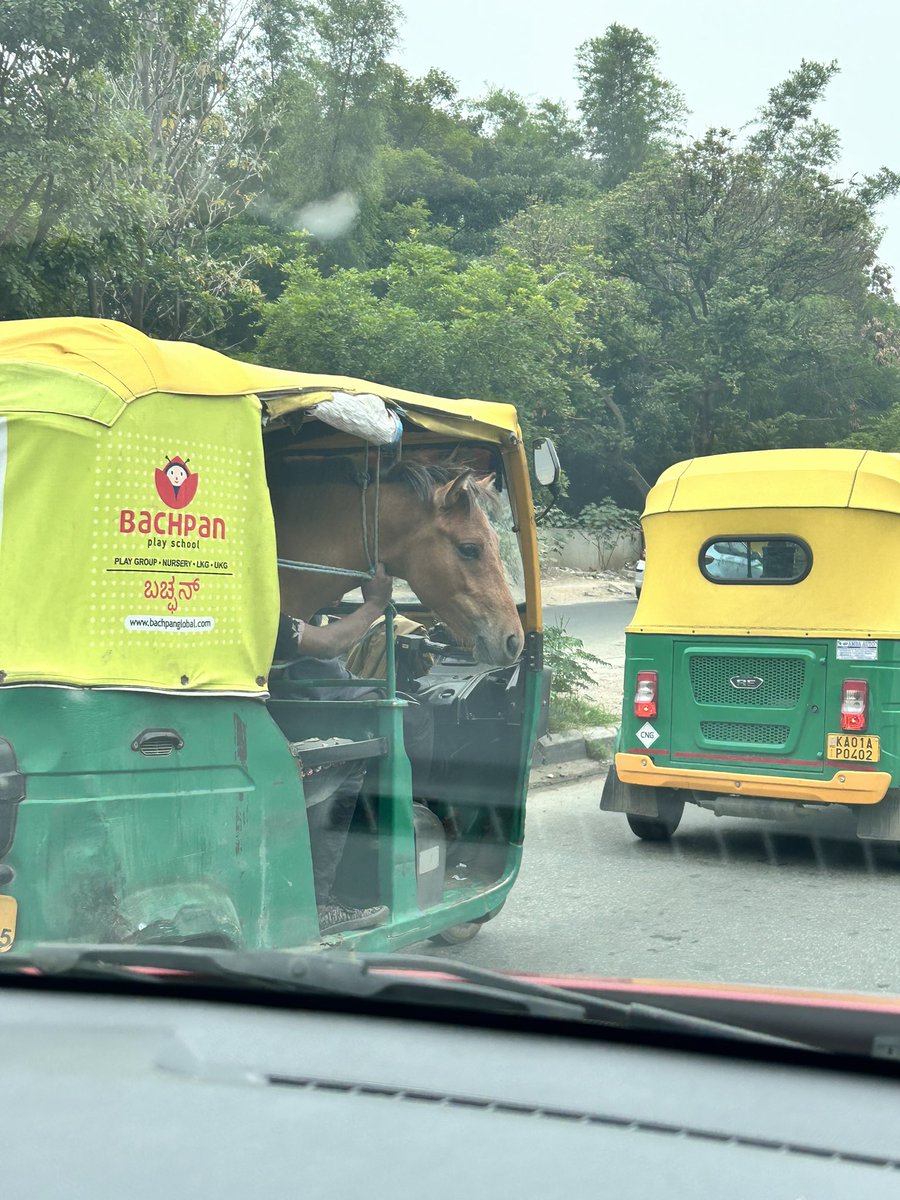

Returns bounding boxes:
[827,733,880,763]
[0,895,17,954]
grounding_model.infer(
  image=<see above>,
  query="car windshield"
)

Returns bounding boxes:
[5,0,900,1047]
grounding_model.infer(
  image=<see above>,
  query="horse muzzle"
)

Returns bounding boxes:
[474,626,524,667]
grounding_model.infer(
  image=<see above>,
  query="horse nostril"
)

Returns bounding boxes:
[506,632,522,659]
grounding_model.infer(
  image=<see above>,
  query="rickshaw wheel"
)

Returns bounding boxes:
[626,791,684,841]
[429,900,505,945]
[430,921,482,945]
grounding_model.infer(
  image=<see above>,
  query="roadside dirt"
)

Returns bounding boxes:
[540,566,636,607]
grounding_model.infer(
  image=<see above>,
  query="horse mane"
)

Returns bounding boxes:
[384,460,500,512]
[268,452,498,510]
[383,460,470,502]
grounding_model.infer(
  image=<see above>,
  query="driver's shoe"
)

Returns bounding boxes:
[318,901,390,934]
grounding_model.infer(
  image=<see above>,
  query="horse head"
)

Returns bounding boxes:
[382,464,524,667]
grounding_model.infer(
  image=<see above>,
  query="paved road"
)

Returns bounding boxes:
[424,772,900,994]
[544,599,637,663]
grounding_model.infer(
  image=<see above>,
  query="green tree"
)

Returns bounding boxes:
[374,68,482,257]
[308,0,400,197]
[95,0,291,336]
[0,0,296,335]
[0,0,149,318]
[588,109,900,497]
[498,201,656,503]
[259,0,401,268]
[576,24,685,189]
[498,53,900,507]
[747,58,842,171]
[376,77,596,259]
[256,236,593,444]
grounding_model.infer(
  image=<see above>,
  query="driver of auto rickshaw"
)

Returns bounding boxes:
[274,565,434,935]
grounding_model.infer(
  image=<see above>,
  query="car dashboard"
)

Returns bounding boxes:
[3,981,900,1198]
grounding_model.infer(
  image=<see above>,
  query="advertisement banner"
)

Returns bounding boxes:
[0,386,279,694]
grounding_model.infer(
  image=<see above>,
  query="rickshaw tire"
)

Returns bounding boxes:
[429,921,483,946]
[474,898,506,924]
[429,898,506,944]
[626,791,684,841]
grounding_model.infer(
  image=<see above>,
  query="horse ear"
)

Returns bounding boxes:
[437,470,474,513]
[475,472,495,491]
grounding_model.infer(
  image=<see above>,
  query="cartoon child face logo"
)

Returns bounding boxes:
[155,455,199,509]
[165,461,188,489]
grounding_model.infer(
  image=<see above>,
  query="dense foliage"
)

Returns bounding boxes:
[4,2,900,502]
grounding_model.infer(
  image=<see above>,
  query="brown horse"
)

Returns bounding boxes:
[269,460,524,667]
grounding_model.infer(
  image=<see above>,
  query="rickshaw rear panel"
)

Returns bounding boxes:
[2,688,321,950]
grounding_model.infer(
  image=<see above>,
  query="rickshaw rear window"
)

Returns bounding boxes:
[699,537,812,584]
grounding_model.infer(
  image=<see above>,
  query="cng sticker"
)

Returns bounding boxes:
[636,722,660,748]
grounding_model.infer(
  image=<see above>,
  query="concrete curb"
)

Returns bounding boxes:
[529,725,618,789]
[532,724,618,767]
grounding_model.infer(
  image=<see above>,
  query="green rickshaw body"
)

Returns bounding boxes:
[604,450,900,843]
[0,318,545,953]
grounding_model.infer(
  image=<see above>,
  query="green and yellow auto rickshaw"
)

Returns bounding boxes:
[602,448,900,848]
[0,317,554,954]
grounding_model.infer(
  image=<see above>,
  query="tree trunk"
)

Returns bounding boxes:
[603,392,652,499]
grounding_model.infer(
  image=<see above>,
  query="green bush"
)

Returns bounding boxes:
[544,619,617,731]
[544,620,605,695]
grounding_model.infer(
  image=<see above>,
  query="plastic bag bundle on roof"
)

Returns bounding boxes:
[312,392,403,445]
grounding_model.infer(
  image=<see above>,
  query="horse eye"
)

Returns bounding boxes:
[457,542,482,561]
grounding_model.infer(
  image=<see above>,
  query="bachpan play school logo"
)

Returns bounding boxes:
[118,453,226,547]
[155,455,198,509]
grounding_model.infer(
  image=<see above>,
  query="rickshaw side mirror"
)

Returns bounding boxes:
[533,438,561,488]
[533,438,561,524]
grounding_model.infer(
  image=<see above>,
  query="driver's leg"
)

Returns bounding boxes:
[304,761,389,934]
[402,702,434,798]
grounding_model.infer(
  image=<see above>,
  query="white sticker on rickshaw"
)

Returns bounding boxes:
[836,640,877,661]
[125,615,216,633]
[636,722,660,747]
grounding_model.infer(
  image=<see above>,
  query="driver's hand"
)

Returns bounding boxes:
[362,562,393,610]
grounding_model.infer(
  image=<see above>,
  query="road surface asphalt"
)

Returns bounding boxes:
[422,771,900,996]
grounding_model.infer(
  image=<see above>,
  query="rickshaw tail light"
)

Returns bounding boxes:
[840,679,868,731]
[634,671,658,718]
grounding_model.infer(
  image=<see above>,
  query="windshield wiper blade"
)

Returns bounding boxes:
[382,954,817,1050]
[0,943,815,1051]
[0,943,585,1021]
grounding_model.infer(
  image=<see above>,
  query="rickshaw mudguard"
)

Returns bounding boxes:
[0,688,321,952]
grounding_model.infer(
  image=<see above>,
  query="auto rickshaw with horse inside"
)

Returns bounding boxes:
[0,317,555,954]
[602,448,900,852]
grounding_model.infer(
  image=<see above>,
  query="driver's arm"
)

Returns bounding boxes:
[279,564,393,659]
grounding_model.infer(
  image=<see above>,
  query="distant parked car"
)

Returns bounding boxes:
[634,552,645,598]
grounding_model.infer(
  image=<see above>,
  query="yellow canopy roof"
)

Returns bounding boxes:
[0,317,520,443]
[645,449,900,518]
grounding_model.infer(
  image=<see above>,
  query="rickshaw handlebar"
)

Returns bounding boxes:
[397,633,475,662]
